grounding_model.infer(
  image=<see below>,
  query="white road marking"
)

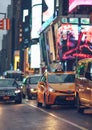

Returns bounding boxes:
[24,101,88,130]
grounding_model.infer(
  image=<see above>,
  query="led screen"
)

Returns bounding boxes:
[69,0,92,12]
[80,18,90,24]
[56,24,92,62]
[75,25,92,59]
[31,44,40,68]
[56,24,78,60]
[69,18,78,24]
[31,0,42,39]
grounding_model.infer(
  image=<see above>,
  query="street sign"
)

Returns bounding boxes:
[0,18,10,30]
[6,18,10,30]
[0,19,4,29]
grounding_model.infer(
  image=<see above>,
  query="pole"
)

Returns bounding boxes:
[0,13,6,18]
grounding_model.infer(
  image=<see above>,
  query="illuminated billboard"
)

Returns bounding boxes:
[56,24,78,60]
[69,0,92,12]
[31,0,42,39]
[31,44,40,68]
[56,24,92,62]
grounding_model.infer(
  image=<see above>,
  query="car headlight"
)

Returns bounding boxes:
[15,89,21,93]
[48,87,55,92]
[30,88,34,92]
[20,86,23,89]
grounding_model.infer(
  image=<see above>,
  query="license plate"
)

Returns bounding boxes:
[3,96,10,100]
[66,97,74,100]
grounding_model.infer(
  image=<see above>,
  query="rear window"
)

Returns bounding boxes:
[48,74,75,83]
[30,76,41,84]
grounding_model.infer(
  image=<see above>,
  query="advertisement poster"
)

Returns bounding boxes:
[56,24,92,61]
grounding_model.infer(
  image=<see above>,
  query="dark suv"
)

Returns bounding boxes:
[0,78,22,104]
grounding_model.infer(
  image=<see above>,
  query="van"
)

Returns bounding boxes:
[75,58,92,113]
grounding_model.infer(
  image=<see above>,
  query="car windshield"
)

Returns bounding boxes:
[30,76,41,84]
[48,73,75,83]
[0,79,17,87]
[3,71,24,81]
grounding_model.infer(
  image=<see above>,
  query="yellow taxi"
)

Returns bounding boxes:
[36,71,76,108]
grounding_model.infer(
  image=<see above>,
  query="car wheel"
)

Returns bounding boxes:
[37,101,42,107]
[28,95,32,100]
[44,95,51,109]
[22,93,26,99]
[15,98,22,104]
[76,94,84,113]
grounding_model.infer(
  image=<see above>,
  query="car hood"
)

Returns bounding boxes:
[49,83,75,92]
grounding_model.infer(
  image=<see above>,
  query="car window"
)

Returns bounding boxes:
[30,76,41,84]
[76,63,86,77]
[85,62,92,80]
[48,73,75,83]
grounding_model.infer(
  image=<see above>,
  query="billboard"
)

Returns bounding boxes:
[56,24,78,60]
[31,44,40,68]
[69,0,92,12]
[31,0,42,39]
[56,24,92,61]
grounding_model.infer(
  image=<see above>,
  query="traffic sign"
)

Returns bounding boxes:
[0,19,4,30]
[0,18,10,30]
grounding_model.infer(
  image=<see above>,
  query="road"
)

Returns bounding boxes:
[0,99,92,130]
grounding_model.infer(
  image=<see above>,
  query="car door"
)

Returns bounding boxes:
[76,63,86,101]
[84,62,92,105]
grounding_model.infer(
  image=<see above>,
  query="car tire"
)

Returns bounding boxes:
[37,101,42,107]
[76,94,84,113]
[44,95,51,109]
[22,93,26,99]
[15,98,22,104]
[28,95,32,100]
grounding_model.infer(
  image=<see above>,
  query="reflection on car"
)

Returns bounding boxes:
[37,71,76,109]
[75,58,92,113]
[0,78,22,103]
[21,75,41,99]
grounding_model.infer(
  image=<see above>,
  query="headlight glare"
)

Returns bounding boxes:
[49,87,55,92]
[15,89,21,93]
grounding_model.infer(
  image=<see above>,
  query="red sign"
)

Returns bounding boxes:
[69,0,92,12]
[0,18,10,30]
[0,19,4,30]
[6,18,10,30]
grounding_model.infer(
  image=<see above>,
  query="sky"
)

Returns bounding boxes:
[0,0,11,50]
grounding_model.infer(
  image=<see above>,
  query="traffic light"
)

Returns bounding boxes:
[0,19,4,30]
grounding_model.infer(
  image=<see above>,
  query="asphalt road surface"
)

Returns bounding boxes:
[0,99,92,130]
